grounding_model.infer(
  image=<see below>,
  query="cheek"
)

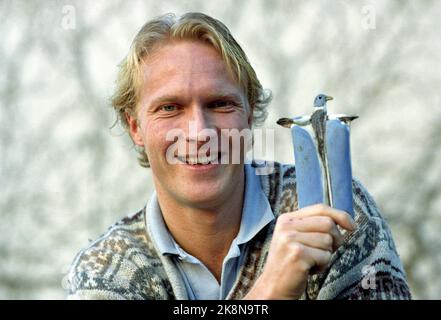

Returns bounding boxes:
[142,122,171,158]
[217,112,251,131]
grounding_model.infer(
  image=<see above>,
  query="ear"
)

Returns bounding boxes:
[125,112,144,147]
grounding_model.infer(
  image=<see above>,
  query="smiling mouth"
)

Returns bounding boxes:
[176,153,221,165]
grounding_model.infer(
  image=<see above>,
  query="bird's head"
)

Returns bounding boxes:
[313,94,333,108]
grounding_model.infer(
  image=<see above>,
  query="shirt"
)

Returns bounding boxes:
[146,163,275,299]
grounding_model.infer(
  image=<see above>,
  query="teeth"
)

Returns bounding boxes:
[187,157,199,165]
[178,154,219,165]
[197,156,210,164]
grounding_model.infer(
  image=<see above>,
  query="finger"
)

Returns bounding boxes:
[283,216,345,249]
[287,231,334,252]
[283,204,356,231]
[295,243,333,274]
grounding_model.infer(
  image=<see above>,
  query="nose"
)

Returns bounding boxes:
[186,105,215,143]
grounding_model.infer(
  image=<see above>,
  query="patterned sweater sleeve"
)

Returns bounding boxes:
[306,179,412,300]
[66,224,175,300]
[66,245,145,300]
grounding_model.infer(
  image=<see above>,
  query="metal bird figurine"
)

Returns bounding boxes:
[276,94,358,128]
[310,94,333,206]
[276,94,358,218]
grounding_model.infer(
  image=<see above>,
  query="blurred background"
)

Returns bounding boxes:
[1,0,440,299]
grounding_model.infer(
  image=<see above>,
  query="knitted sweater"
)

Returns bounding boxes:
[67,162,411,300]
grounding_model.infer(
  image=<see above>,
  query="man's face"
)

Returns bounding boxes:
[128,40,251,209]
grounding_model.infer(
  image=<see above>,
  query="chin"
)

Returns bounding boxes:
[176,181,228,208]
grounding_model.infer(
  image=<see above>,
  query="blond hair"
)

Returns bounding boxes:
[111,12,272,167]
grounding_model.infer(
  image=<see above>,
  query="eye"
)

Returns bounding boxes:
[209,100,235,109]
[160,105,177,112]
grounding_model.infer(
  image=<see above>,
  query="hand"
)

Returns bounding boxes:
[244,204,356,300]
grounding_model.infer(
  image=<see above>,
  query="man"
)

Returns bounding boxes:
[67,12,411,300]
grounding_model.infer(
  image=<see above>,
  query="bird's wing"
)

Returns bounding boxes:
[292,115,311,126]
[276,117,294,128]
[329,114,359,122]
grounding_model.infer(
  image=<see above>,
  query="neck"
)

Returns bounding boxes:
[154,169,245,282]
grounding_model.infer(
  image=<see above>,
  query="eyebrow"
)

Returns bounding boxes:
[204,92,243,101]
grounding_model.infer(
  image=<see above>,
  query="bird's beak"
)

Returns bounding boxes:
[325,96,333,101]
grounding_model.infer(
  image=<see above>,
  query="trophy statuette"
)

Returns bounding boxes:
[277,94,358,218]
